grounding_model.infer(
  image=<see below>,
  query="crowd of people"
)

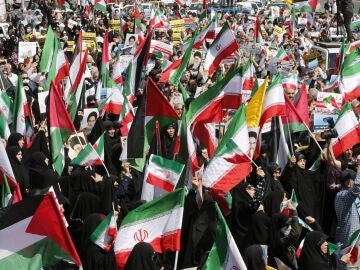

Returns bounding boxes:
[1,0,360,269]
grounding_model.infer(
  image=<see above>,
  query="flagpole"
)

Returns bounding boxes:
[173,250,179,270]
[285,116,294,156]
[90,139,110,176]
[301,121,324,153]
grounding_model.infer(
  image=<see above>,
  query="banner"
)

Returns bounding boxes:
[313,92,342,133]
[109,20,121,30]
[149,40,173,60]
[18,42,37,63]
[82,32,97,51]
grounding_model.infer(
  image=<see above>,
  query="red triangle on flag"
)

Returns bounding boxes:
[26,194,81,265]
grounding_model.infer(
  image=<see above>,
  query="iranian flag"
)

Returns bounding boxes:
[169,35,195,85]
[203,23,239,76]
[175,0,185,6]
[323,76,340,93]
[48,82,75,175]
[12,77,32,144]
[182,17,217,50]
[0,194,81,269]
[114,188,185,269]
[54,49,70,85]
[90,211,117,252]
[158,59,182,83]
[220,66,244,110]
[148,9,165,28]
[94,0,107,12]
[0,142,22,204]
[242,60,256,92]
[0,92,11,139]
[339,47,360,101]
[202,204,247,270]
[39,27,57,73]
[203,104,251,194]
[282,73,297,92]
[145,154,185,192]
[259,74,286,127]
[1,175,11,207]
[331,102,360,157]
[342,229,360,266]
[70,133,105,167]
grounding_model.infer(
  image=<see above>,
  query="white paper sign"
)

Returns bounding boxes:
[18,42,37,63]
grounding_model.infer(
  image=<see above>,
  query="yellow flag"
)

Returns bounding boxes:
[246,77,268,128]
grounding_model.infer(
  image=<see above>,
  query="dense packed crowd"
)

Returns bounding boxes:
[1,0,360,269]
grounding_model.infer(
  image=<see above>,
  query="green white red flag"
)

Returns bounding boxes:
[0,193,81,268]
[202,203,247,270]
[145,154,185,192]
[90,211,117,252]
[260,74,286,127]
[94,0,107,12]
[203,23,239,76]
[70,133,105,166]
[203,104,251,194]
[114,188,185,269]
[340,47,360,101]
[12,77,32,145]
[0,92,11,139]
[342,229,360,266]
[48,82,75,175]
[332,102,360,157]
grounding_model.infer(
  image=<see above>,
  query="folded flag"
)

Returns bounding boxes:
[90,211,117,252]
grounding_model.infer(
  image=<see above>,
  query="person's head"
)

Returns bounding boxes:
[166,123,176,138]
[244,244,266,270]
[295,153,306,169]
[104,120,116,137]
[246,184,256,198]
[174,103,183,116]
[344,147,353,159]
[268,162,281,180]
[340,169,357,188]
[7,133,25,149]
[128,35,136,46]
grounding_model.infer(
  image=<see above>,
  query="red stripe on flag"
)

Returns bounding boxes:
[208,41,239,75]
[332,127,360,157]
[146,173,175,192]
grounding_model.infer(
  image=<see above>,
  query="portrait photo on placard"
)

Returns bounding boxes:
[81,108,99,135]
[67,131,87,160]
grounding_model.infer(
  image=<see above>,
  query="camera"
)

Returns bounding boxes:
[320,117,338,139]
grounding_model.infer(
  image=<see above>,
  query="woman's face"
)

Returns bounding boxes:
[16,151,22,162]
[87,115,96,128]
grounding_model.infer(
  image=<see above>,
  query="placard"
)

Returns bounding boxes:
[313,92,342,133]
[149,40,173,60]
[18,42,37,63]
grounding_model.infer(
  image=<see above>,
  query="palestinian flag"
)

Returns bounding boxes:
[339,47,360,101]
[0,92,11,139]
[12,77,32,144]
[94,0,107,12]
[145,78,180,155]
[259,74,286,127]
[204,23,239,76]
[290,0,318,12]
[283,85,309,132]
[331,102,360,158]
[0,194,81,268]
[203,104,251,194]
[90,211,117,252]
[48,82,75,175]
[145,154,185,192]
[202,203,247,270]
[114,188,185,269]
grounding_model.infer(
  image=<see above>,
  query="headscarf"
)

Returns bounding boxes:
[7,132,23,148]
[6,146,29,195]
[124,242,160,270]
[244,244,266,270]
[298,231,332,270]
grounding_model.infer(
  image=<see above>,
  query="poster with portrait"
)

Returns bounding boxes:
[80,108,99,132]
[313,92,342,133]
[124,34,138,47]
[67,131,87,160]
[18,42,37,63]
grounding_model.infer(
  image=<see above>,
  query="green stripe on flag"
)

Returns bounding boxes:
[121,188,185,225]
[90,212,113,242]
[150,155,184,174]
